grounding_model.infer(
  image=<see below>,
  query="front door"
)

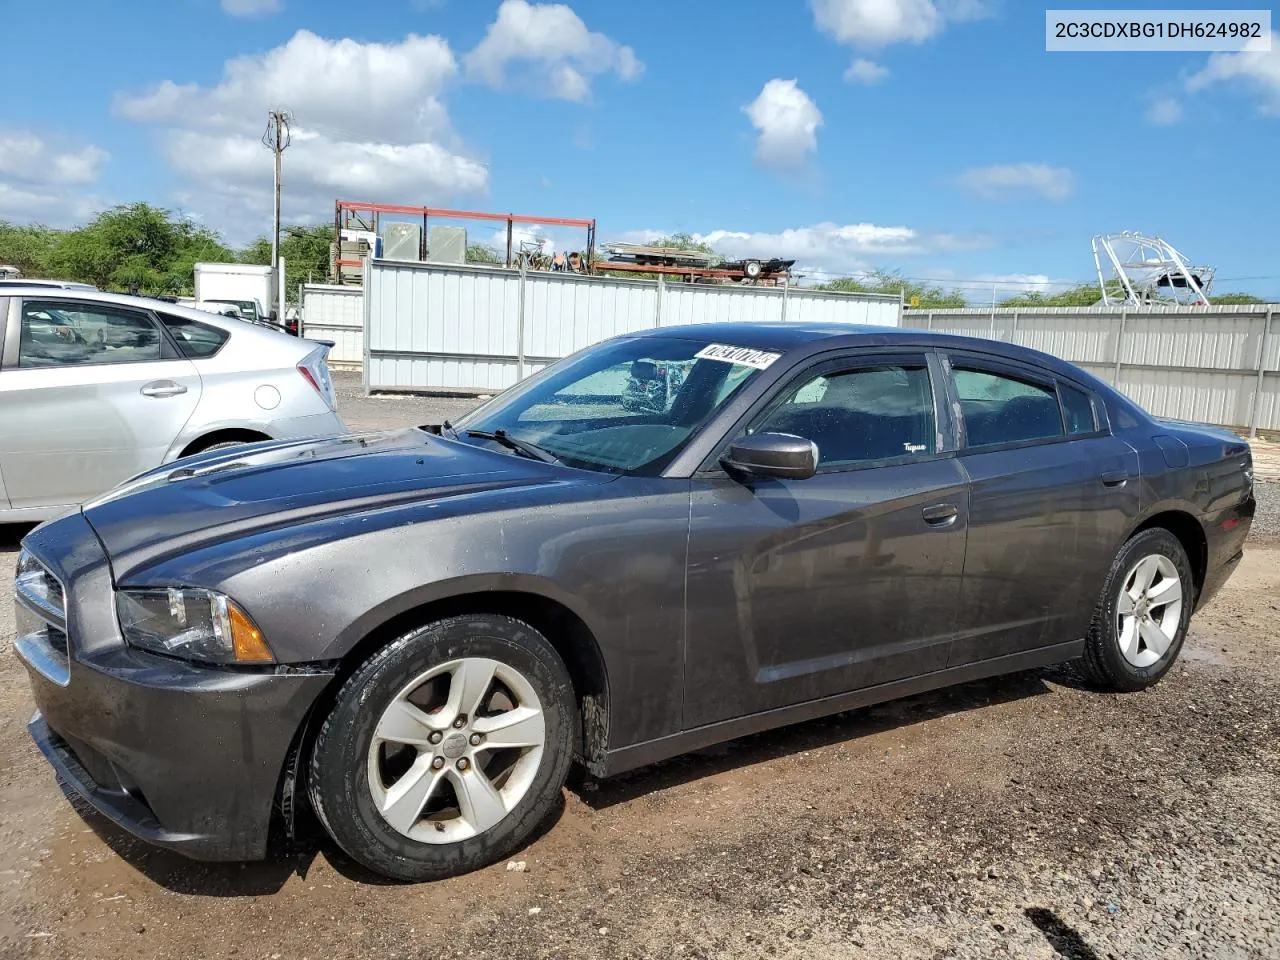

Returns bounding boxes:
[683,351,969,729]
[942,354,1140,665]
[0,298,202,510]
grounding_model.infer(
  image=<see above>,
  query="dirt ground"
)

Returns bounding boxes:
[1,376,1277,960]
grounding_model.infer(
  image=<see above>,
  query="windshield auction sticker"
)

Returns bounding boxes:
[1046,10,1271,51]
[695,344,782,369]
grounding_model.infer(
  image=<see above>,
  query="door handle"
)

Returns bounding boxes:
[921,503,959,526]
[1101,470,1128,487]
[140,380,187,398]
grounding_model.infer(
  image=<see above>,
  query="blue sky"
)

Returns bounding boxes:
[1,0,1277,299]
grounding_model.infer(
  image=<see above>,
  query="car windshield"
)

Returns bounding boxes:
[452,336,771,475]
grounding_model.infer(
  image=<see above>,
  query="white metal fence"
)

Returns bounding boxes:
[362,260,902,393]
[299,284,364,367]
[902,304,1279,435]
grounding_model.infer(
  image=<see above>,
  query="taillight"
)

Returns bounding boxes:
[298,364,323,395]
[297,347,335,410]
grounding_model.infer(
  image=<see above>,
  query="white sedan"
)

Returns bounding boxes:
[0,288,347,523]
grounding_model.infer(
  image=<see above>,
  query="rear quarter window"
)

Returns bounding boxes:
[158,312,230,359]
[1059,383,1097,435]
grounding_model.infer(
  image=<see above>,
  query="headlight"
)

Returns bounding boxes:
[116,588,274,664]
[17,550,65,618]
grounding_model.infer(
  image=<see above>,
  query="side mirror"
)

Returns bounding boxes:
[721,432,818,481]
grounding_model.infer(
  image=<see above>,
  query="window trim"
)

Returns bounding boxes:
[946,352,1066,454]
[1055,379,1107,439]
[12,298,178,370]
[696,349,951,477]
[944,351,1115,453]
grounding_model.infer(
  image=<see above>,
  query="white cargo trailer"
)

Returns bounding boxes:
[193,262,278,323]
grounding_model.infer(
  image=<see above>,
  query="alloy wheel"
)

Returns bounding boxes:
[1115,554,1184,668]
[366,657,546,844]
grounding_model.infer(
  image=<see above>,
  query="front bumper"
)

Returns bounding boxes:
[16,513,334,861]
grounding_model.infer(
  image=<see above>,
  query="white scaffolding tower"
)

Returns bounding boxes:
[1092,232,1215,306]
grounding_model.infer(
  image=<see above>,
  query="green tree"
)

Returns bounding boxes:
[241,224,335,296]
[998,284,1106,307]
[0,222,61,276]
[1209,293,1266,305]
[816,270,967,309]
[466,243,504,265]
[44,203,234,294]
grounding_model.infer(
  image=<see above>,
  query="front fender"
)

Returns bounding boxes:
[324,571,609,662]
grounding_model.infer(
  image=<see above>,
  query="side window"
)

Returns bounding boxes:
[19,301,162,368]
[953,365,1064,448]
[754,359,936,467]
[1059,383,1096,436]
[157,312,230,359]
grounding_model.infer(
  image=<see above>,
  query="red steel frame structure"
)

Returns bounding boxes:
[333,199,596,278]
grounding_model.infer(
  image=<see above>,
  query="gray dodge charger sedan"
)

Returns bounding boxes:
[15,323,1255,881]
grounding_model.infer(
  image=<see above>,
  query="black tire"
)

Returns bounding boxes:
[307,615,576,882]
[197,441,246,453]
[1079,528,1194,692]
[744,260,762,279]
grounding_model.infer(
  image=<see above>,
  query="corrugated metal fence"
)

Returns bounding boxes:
[298,284,363,367]
[357,260,902,393]
[902,304,1279,434]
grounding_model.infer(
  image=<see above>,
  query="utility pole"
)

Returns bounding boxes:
[262,110,292,313]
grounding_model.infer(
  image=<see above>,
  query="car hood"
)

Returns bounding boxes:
[83,428,600,571]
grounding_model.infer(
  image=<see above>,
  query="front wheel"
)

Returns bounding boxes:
[1079,527,1194,691]
[308,615,576,881]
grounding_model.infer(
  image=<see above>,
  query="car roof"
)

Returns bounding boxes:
[0,286,295,340]
[0,279,96,290]
[633,321,1120,392]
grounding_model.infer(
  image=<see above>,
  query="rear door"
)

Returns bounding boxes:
[943,352,1139,665]
[683,350,969,728]
[0,297,202,509]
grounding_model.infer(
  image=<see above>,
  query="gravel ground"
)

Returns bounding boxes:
[333,371,483,433]
[0,377,1277,959]
[1250,480,1280,540]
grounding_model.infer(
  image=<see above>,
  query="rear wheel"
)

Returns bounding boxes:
[1080,528,1194,691]
[308,615,576,881]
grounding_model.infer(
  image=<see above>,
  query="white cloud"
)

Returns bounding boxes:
[811,0,993,58]
[612,221,989,277]
[812,0,940,47]
[115,30,488,238]
[1186,32,1280,116]
[465,0,642,102]
[844,58,890,83]
[0,130,108,226]
[116,30,458,144]
[221,0,282,16]
[1146,96,1183,126]
[743,79,823,171]
[0,181,103,227]
[0,131,108,185]
[957,162,1074,201]
[165,130,487,205]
